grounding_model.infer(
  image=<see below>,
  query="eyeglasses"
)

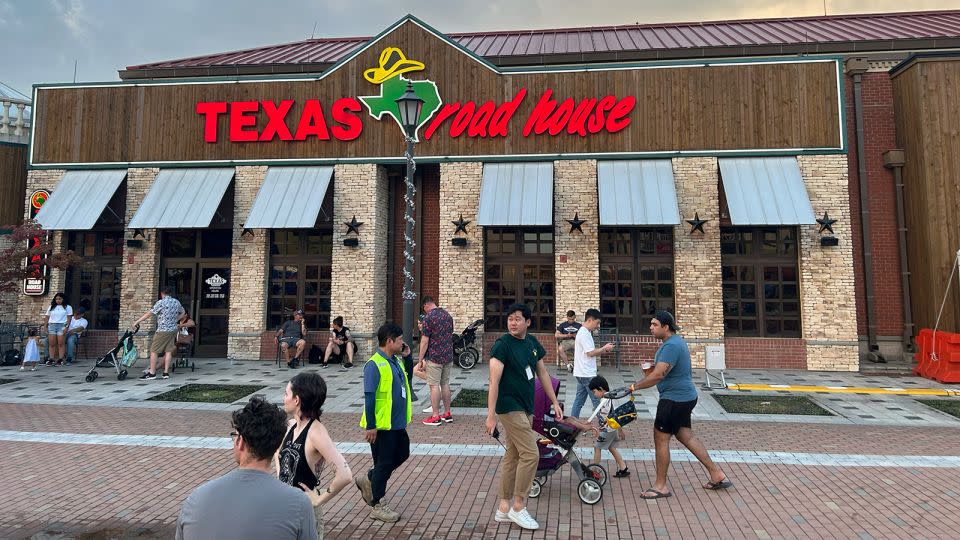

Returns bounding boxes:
[229,431,239,439]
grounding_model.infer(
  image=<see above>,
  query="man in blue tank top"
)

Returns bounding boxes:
[630,310,732,499]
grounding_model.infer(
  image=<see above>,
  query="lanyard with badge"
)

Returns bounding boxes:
[378,351,407,399]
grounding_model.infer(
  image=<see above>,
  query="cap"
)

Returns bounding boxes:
[652,310,679,332]
[294,309,304,315]
[76,307,87,314]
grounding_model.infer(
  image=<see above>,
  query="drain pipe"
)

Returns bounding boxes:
[883,149,915,355]
[846,58,883,363]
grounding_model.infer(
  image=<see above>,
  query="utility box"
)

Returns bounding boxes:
[703,344,728,389]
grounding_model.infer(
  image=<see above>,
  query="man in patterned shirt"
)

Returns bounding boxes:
[133,285,185,380]
[417,296,454,426]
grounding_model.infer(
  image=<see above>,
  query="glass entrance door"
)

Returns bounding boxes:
[162,261,230,357]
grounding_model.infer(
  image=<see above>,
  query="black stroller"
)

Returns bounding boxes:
[85,325,140,382]
[453,319,484,369]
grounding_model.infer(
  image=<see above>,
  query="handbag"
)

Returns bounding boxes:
[176,328,194,346]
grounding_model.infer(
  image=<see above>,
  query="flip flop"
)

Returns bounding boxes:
[704,478,733,490]
[640,489,672,499]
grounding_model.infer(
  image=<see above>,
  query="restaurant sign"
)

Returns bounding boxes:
[23,190,51,296]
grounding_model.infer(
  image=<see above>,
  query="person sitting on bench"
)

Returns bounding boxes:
[322,316,355,368]
[277,309,308,369]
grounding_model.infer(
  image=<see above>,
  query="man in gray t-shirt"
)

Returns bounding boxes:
[176,396,317,540]
[277,309,308,369]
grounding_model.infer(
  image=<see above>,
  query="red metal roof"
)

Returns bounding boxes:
[126,10,960,71]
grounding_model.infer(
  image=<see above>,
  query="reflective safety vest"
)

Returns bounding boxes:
[359,352,412,430]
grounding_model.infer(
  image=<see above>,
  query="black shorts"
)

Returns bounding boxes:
[654,398,698,434]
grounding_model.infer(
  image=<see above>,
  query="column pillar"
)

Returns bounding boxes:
[228,166,268,360]
[554,160,600,323]
[118,168,161,357]
[438,162,485,330]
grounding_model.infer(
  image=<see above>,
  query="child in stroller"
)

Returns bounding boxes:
[526,376,608,505]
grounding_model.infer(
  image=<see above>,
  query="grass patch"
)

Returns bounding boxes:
[451,388,488,408]
[0,379,16,385]
[713,394,834,416]
[146,384,265,403]
[917,399,960,419]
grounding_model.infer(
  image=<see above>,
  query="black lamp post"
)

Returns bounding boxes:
[396,81,425,349]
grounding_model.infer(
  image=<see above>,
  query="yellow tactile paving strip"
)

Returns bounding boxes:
[728,383,960,396]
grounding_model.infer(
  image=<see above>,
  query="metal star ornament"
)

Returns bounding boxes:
[566,212,586,233]
[816,212,837,234]
[452,213,471,234]
[686,213,708,235]
[344,215,364,235]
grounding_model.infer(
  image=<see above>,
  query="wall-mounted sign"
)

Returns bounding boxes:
[23,190,51,296]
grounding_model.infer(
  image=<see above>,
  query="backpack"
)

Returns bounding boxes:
[308,344,322,364]
[2,349,21,366]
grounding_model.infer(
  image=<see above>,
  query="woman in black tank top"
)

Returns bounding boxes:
[276,372,354,539]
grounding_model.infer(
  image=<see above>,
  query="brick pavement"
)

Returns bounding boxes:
[2,402,960,539]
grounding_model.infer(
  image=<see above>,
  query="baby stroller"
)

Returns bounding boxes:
[453,319,484,369]
[527,376,608,505]
[85,325,139,382]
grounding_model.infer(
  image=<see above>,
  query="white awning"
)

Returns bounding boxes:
[33,170,127,230]
[719,157,816,225]
[128,168,234,229]
[476,162,553,226]
[244,167,333,228]
[598,160,680,225]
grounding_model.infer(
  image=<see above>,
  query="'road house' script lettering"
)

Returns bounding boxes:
[422,89,635,140]
[196,99,364,142]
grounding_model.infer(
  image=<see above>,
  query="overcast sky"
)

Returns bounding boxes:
[1,0,957,98]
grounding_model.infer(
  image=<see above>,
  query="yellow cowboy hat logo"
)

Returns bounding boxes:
[363,47,425,84]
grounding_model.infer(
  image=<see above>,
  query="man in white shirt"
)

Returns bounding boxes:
[64,307,89,365]
[571,308,614,417]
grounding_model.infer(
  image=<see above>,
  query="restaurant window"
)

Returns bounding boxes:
[268,229,333,331]
[599,227,675,333]
[484,228,555,332]
[721,227,800,337]
[65,231,124,330]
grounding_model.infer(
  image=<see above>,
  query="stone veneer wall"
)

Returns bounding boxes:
[331,164,388,359]
[438,162,485,331]
[227,166,268,360]
[671,157,724,368]
[554,159,600,328]
[117,168,161,357]
[798,155,858,371]
[17,170,67,326]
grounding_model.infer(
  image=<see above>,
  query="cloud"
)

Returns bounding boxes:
[0,0,18,26]
[49,0,88,38]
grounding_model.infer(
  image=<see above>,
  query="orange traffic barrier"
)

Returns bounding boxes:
[915,328,960,383]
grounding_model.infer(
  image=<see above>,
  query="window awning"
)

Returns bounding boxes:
[33,170,127,230]
[244,167,333,228]
[477,163,553,226]
[128,168,234,229]
[597,160,680,225]
[719,157,816,225]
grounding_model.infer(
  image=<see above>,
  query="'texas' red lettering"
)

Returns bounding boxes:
[196,98,364,142]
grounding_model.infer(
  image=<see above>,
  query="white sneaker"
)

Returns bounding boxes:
[422,405,434,414]
[507,507,539,530]
[494,509,511,523]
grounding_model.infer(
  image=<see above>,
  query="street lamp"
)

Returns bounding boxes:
[396,81,425,350]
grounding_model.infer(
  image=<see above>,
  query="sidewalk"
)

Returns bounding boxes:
[2,359,958,427]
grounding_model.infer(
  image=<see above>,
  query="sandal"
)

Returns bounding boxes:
[703,478,733,490]
[613,468,631,478]
[640,489,672,499]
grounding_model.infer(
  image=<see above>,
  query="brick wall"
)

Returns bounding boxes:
[438,163,485,337]
[672,158,724,368]
[117,168,161,358]
[389,165,440,325]
[227,166,268,360]
[258,330,331,362]
[554,160,600,326]
[798,155,859,371]
[331,164,389,359]
[17,170,68,326]
[724,337,807,369]
[845,72,905,343]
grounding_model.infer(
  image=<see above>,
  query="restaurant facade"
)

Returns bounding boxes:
[17,13,960,370]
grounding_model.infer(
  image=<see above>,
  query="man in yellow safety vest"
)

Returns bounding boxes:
[354,322,412,523]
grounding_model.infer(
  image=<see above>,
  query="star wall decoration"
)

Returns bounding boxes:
[452,213,471,234]
[344,215,364,235]
[686,212,708,235]
[816,212,837,234]
[566,213,586,233]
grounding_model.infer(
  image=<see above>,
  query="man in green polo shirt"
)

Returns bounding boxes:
[485,303,562,531]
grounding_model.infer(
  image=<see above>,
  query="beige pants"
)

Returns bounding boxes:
[497,411,539,500]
